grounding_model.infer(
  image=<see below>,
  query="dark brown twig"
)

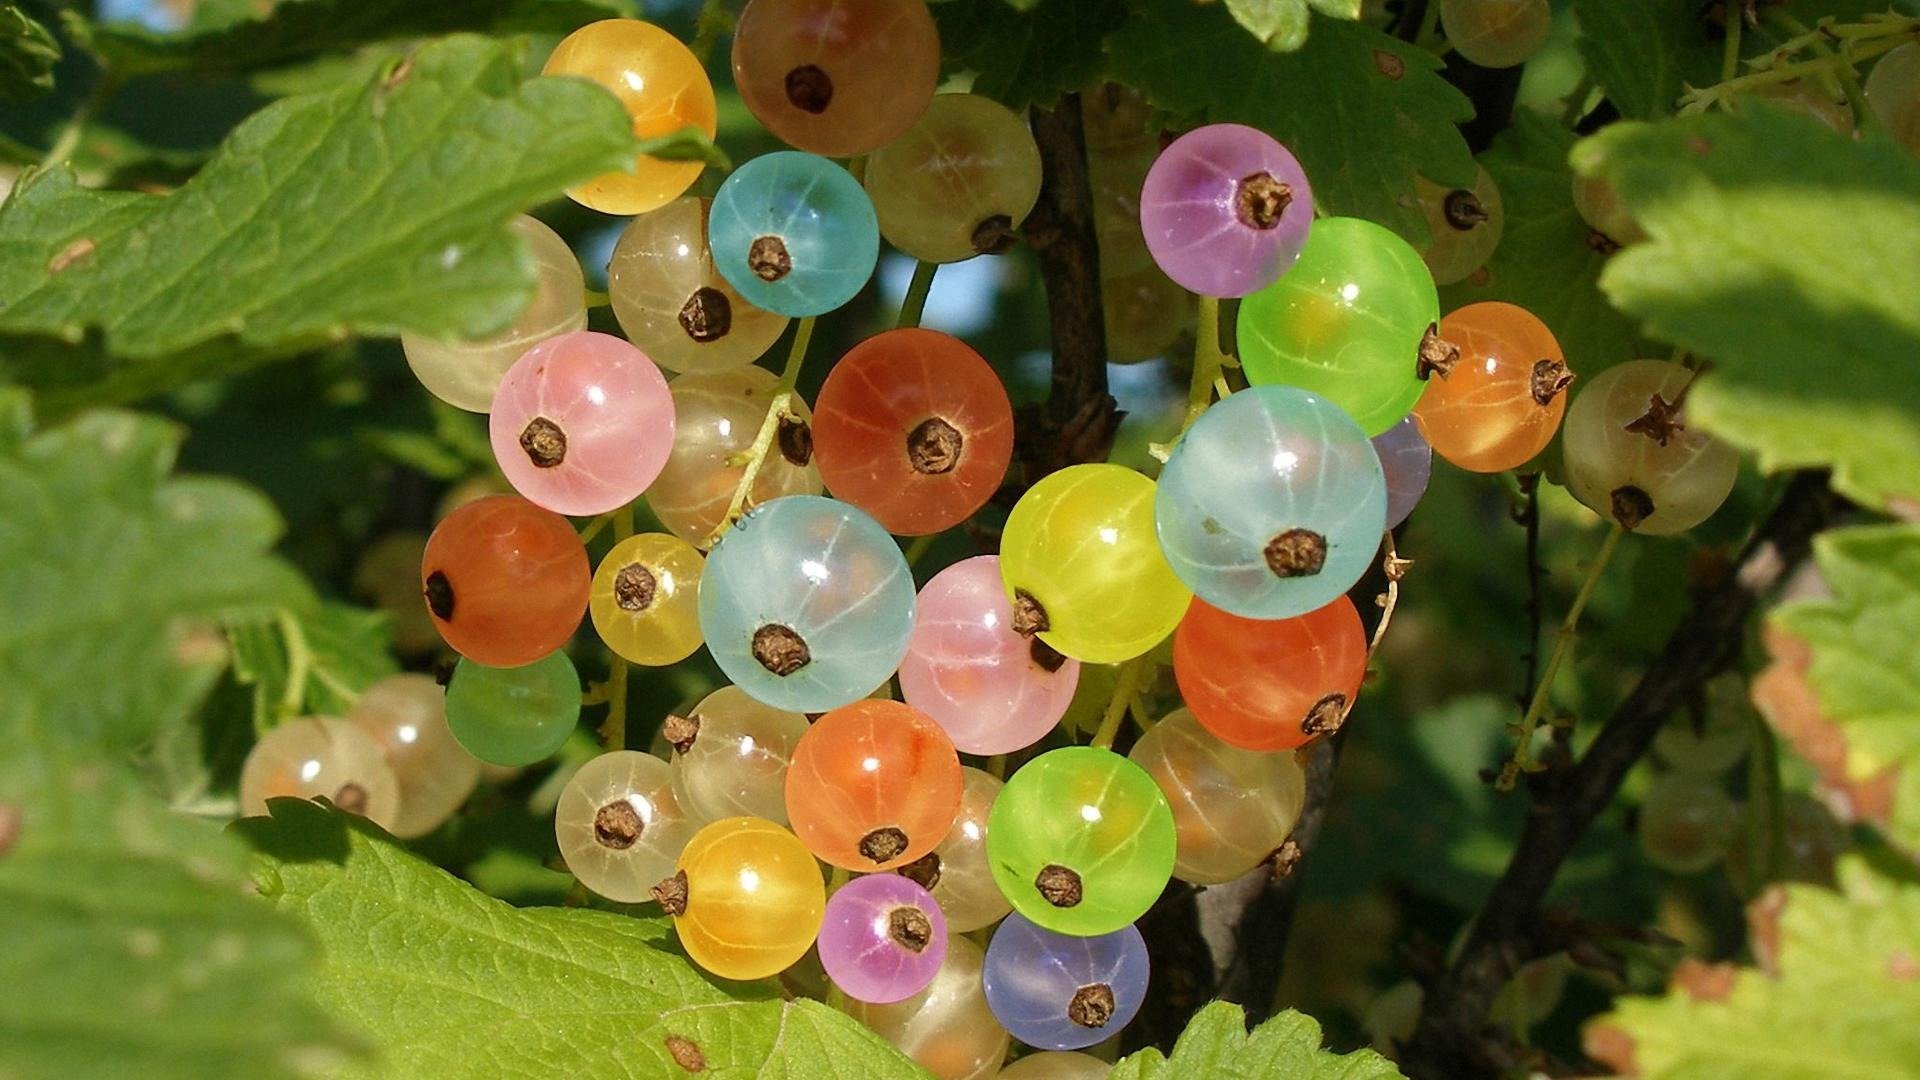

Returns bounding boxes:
[1403,473,1838,1077]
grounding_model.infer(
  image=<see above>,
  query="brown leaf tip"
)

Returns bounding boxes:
[751,624,811,676]
[1035,863,1083,908]
[1670,956,1738,1001]
[1067,983,1116,1028]
[1373,49,1406,80]
[48,237,96,274]
[0,801,18,859]
[665,1033,707,1073]
[860,826,910,864]
[651,869,690,915]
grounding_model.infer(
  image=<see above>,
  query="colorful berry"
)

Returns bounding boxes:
[670,685,811,826]
[488,331,676,516]
[1416,167,1504,286]
[786,699,963,870]
[347,674,481,839]
[1140,123,1313,298]
[897,766,1012,934]
[557,750,699,902]
[1156,385,1386,620]
[819,873,949,1003]
[731,0,940,156]
[839,934,1011,1080]
[1371,416,1433,530]
[1000,464,1192,664]
[864,93,1043,263]
[709,151,880,317]
[982,913,1149,1051]
[401,215,586,412]
[659,816,826,981]
[899,556,1080,756]
[239,716,401,830]
[1562,360,1737,534]
[812,329,1014,536]
[1238,216,1439,436]
[421,496,589,668]
[987,747,1176,936]
[1412,301,1571,473]
[589,533,704,667]
[443,650,581,767]
[1638,773,1738,875]
[607,196,790,375]
[648,366,823,545]
[1173,596,1367,752]
[543,20,717,215]
[1129,708,1306,885]
[1439,0,1552,69]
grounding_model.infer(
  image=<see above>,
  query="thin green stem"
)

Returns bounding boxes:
[602,656,629,750]
[986,754,1007,780]
[1560,75,1596,128]
[583,289,611,309]
[1743,710,1786,897]
[1416,0,1444,51]
[904,533,937,566]
[688,0,735,62]
[708,317,815,545]
[896,260,938,329]
[275,608,311,722]
[1091,658,1151,751]
[1499,523,1626,790]
[1722,10,1743,84]
[577,511,616,545]
[41,73,122,169]
[1176,295,1231,435]
[1770,12,1874,132]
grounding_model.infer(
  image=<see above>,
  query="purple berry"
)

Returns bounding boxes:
[981,912,1149,1050]
[1372,415,1433,530]
[1139,123,1313,298]
[818,873,948,1003]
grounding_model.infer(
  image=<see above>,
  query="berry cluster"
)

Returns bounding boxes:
[240,6,1754,1071]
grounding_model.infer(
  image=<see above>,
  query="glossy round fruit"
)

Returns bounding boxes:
[786,699,963,870]
[589,533,704,666]
[1416,167,1504,286]
[1129,708,1307,885]
[648,366,823,545]
[670,685,811,825]
[421,496,590,668]
[347,674,481,838]
[1238,216,1440,436]
[1638,773,1738,874]
[897,766,1011,934]
[987,747,1176,936]
[1440,0,1551,69]
[1866,42,1920,155]
[240,717,402,830]
[812,329,1014,536]
[1570,175,1646,246]
[819,873,949,1003]
[899,556,1081,756]
[1000,464,1191,664]
[841,934,1010,1080]
[1156,386,1387,620]
[1371,416,1433,530]
[1104,265,1192,363]
[1173,595,1367,752]
[1140,123,1313,298]
[1562,360,1738,534]
[543,20,717,215]
[982,914,1149,1051]
[488,331,676,516]
[864,93,1044,263]
[710,152,880,317]
[998,1052,1112,1079]
[401,216,588,412]
[700,496,914,711]
[1088,138,1158,277]
[443,651,580,767]
[731,0,940,156]
[607,197,791,375]
[556,750,699,902]
[1412,301,1571,473]
[666,816,826,980]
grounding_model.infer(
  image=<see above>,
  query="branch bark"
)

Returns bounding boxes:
[1402,472,1840,1077]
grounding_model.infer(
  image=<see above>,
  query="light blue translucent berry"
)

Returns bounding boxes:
[1155,385,1387,620]
[981,913,1149,1051]
[698,495,914,712]
[709,151,880,317]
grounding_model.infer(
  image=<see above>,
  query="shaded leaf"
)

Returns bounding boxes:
[1572,0,1717,120]
[1111,1001,1403,1078]
[228,602,398,732]
[0,2,59,100]
[935,0,1128,112]
[1573,107,1920,513]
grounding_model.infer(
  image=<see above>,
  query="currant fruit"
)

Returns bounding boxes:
[589,533,703,667]
[786,698,963,871]
[864,93,1043,264]
[1103,264,1193,364]
[731,0,940,156]
[556,750,699,902]
[981,913,1149,1051]
[420,496,589,668]
[1865,42,1920,155]
[896,766,1012,934]
[997,1052,1112,1078]
[709,151,880,317]
[443,650,580,767]
[669,684,810,825]
[1439,0,1552,69]
[819,872,949,1003]
[1638,772,1738,875]
[1139,123,1313,298]
[648,366,823,545]
[607,197,790,375]
[1371,416,1433,530]
[1562,359,1737,534]
[1415,167,1504,286]
[840,934,1011,1080]
[1129,708,1307,885]
[659,816,826,981]
[1412,301,1571,473]
[1172,595,1367,752]
[347,674,481,839]
[239,716,402,830]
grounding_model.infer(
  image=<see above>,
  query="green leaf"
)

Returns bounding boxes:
[240,798,926,1078]
[228,603,398,732]
[934,0,1128,112]
[1573,108,1920,513]
[1774,524,1920,855]
[1,2,60,100]
[92,0,637,75]
[1439,111,1646,378]
[1572,0,1717,120]
[1223,0,1311,52]
[1586,859,1920,1077]
[0,35,633,392]
[1110,1001,1403,1078]
[0,406,309,755]
[1108,0,1475,244]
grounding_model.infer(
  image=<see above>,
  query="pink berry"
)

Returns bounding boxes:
[898,555,1080,756]
[818,873,948,1003]
[1139,123,1313,298]
[488,331,676,516]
